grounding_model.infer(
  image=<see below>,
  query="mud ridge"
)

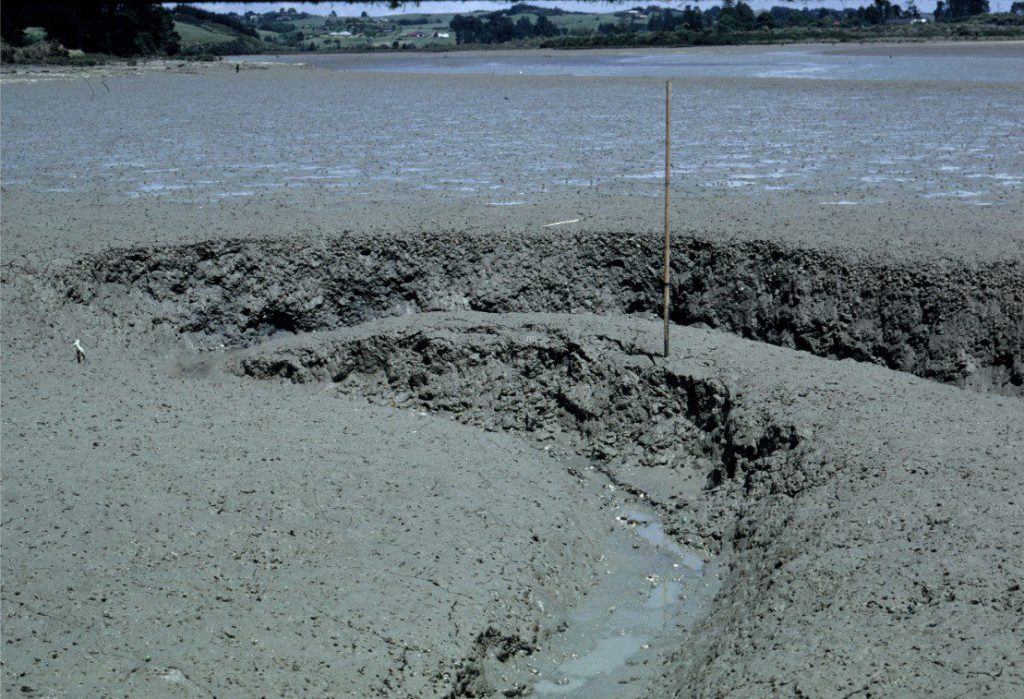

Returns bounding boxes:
[62,232,1023,395]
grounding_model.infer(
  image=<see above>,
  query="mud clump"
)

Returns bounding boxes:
[63,231,1023,395]
[444,627,537,699]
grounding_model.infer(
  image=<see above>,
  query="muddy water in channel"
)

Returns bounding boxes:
[486,454,721,697]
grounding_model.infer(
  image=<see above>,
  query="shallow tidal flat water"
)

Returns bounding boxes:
[2,42,1023,262]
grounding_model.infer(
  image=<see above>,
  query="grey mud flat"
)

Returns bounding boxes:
[4,237,1024,696]
[2,46,1023,698]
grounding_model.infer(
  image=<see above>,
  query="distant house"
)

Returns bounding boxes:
[328,31,353,37]
[434,31,450,38]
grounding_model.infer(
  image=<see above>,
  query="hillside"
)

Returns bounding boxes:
[171,6,270,56]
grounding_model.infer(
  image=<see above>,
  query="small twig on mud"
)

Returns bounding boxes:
[100,80,111,94]
[0,256,44,276]
[543,219,581,228]
[82,76,95,100]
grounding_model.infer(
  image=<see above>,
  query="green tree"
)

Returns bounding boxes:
[648,9,681,31]
[2,1,181,56]
[535,15,559,37]
[718,1,756,30]
[682,6,704,31]
[514,16,533,39]
[947,0,989,16]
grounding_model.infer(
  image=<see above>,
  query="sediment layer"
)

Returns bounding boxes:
[235,318,806,551]
[63,231,1024,395]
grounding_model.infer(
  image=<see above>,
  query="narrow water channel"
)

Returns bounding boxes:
[504,454,722,697]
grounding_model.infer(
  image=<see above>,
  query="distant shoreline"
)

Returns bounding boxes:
[5,31,1024,67]
[222,33,1024,58]
[4,39,1023,83]
[234,37,1024,62]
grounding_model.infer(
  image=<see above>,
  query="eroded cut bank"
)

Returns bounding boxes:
[62,231,1023,395]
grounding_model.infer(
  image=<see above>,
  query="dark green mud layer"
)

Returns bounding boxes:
[64,231,1024,395]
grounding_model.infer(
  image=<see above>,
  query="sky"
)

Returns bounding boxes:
[189,0,1017,17]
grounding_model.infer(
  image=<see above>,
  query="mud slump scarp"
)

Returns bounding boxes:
[62,232,1024,395]
[233,316,808,551]
[227,312,819,695]
[26,232,1024,696]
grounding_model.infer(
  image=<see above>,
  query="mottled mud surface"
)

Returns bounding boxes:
[3,47,1024,698]
[5,265,1021,695]
[2,50,1024,265]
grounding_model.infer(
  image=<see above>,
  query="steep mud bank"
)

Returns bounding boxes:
[229,314,816,695]
[233,319,808,552]
[63,231,1023,395]
[225,312,1024,697]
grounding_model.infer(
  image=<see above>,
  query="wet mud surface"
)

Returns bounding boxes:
[3,49,1023,697]
[5,239,1023,695]
[2,52,1023,266]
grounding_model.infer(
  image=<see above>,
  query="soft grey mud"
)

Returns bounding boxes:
[5,226,1019,695]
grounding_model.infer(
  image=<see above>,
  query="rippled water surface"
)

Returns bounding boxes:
[277,45,1024,82]
[3,45,1022,212]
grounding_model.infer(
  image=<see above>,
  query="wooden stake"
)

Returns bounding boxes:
[663,81,672,358]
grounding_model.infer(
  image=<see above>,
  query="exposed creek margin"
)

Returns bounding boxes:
[62,231,1024,396]
[234,320,809,550]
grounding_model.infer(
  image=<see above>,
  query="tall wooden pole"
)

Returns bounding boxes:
[662,81,672,358]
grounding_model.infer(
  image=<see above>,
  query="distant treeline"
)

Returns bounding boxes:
[3,0,1022,61]
[450,0,1021,48]
[0,1,277,61]
[450,14,562,44]
[555,13,1024,49]
[634,1,922,33]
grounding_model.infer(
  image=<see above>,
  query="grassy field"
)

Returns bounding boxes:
[173,21,239,46]
[244,9,637,51]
